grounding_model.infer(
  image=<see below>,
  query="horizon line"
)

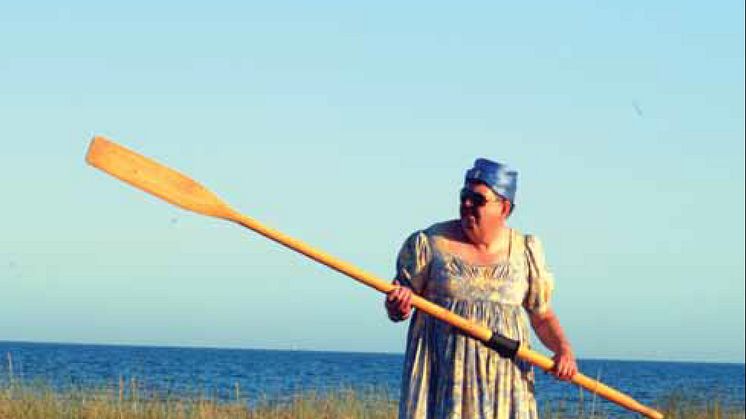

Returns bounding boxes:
[2,338,743,366]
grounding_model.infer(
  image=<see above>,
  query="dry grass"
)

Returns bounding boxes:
[0,382,397,419]
[539,391,745,419]
[0,381,743,419]
[656,392,746,419]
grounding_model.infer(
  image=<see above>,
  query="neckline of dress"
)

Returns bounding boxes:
[444,228,514,268]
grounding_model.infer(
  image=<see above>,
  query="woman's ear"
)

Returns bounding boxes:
[502,200,513,218]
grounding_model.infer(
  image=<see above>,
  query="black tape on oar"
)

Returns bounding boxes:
[485,332,520,358]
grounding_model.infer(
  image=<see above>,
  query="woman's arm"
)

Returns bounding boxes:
[529,308,578,381]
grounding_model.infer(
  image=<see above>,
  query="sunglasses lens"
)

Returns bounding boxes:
[460,189,486,206]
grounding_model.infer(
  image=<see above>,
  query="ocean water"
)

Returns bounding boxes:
[0,341,743,417]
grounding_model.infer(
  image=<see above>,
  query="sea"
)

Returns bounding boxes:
[0,341,743,417]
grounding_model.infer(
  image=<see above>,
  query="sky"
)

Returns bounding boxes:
[0,1,743,364]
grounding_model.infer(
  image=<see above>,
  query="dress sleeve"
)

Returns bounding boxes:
[394,230,432,294]
[523,235,555,315]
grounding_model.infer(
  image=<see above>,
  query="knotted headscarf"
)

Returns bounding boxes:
[464,158,518,204]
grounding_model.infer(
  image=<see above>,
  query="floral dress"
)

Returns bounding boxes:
[396,222,555,419]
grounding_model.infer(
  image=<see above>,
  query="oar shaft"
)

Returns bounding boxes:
[230,213,663,419]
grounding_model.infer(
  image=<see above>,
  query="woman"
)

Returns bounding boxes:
[385,158,577,419]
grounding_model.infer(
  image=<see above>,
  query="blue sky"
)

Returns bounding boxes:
[1,1,743,363]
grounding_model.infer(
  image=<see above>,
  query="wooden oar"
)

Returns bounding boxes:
[85,135,664,419]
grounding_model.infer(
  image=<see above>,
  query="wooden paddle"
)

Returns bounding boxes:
[85,135,664,419]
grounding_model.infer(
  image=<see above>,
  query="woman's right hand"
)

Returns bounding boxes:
[385,280,414,321]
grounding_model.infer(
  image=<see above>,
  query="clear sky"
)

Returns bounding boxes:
[1,1,743,363]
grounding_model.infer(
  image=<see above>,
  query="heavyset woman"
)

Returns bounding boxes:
[385,158,577,419]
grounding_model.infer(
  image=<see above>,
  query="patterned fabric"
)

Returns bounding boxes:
[396,222,554,419]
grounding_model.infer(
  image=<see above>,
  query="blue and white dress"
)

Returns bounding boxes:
[396,221,555,419]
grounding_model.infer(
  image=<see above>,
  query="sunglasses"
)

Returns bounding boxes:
[459,188,501,207]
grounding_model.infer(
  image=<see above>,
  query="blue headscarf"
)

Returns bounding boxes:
[464,158,518,204]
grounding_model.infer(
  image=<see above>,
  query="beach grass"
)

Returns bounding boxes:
[0,381,398,419]
[1,381,743,419]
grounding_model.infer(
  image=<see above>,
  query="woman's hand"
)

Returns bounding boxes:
[551,345,578,381]
[529,310,577,381]
[385,280,413,321]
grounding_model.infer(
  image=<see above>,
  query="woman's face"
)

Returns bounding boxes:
[459,182,509,238]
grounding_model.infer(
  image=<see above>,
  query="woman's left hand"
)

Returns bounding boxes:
[528,309,578,381]
[551,346,577,381]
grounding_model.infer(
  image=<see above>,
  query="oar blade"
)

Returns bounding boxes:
[86,136,236,220]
